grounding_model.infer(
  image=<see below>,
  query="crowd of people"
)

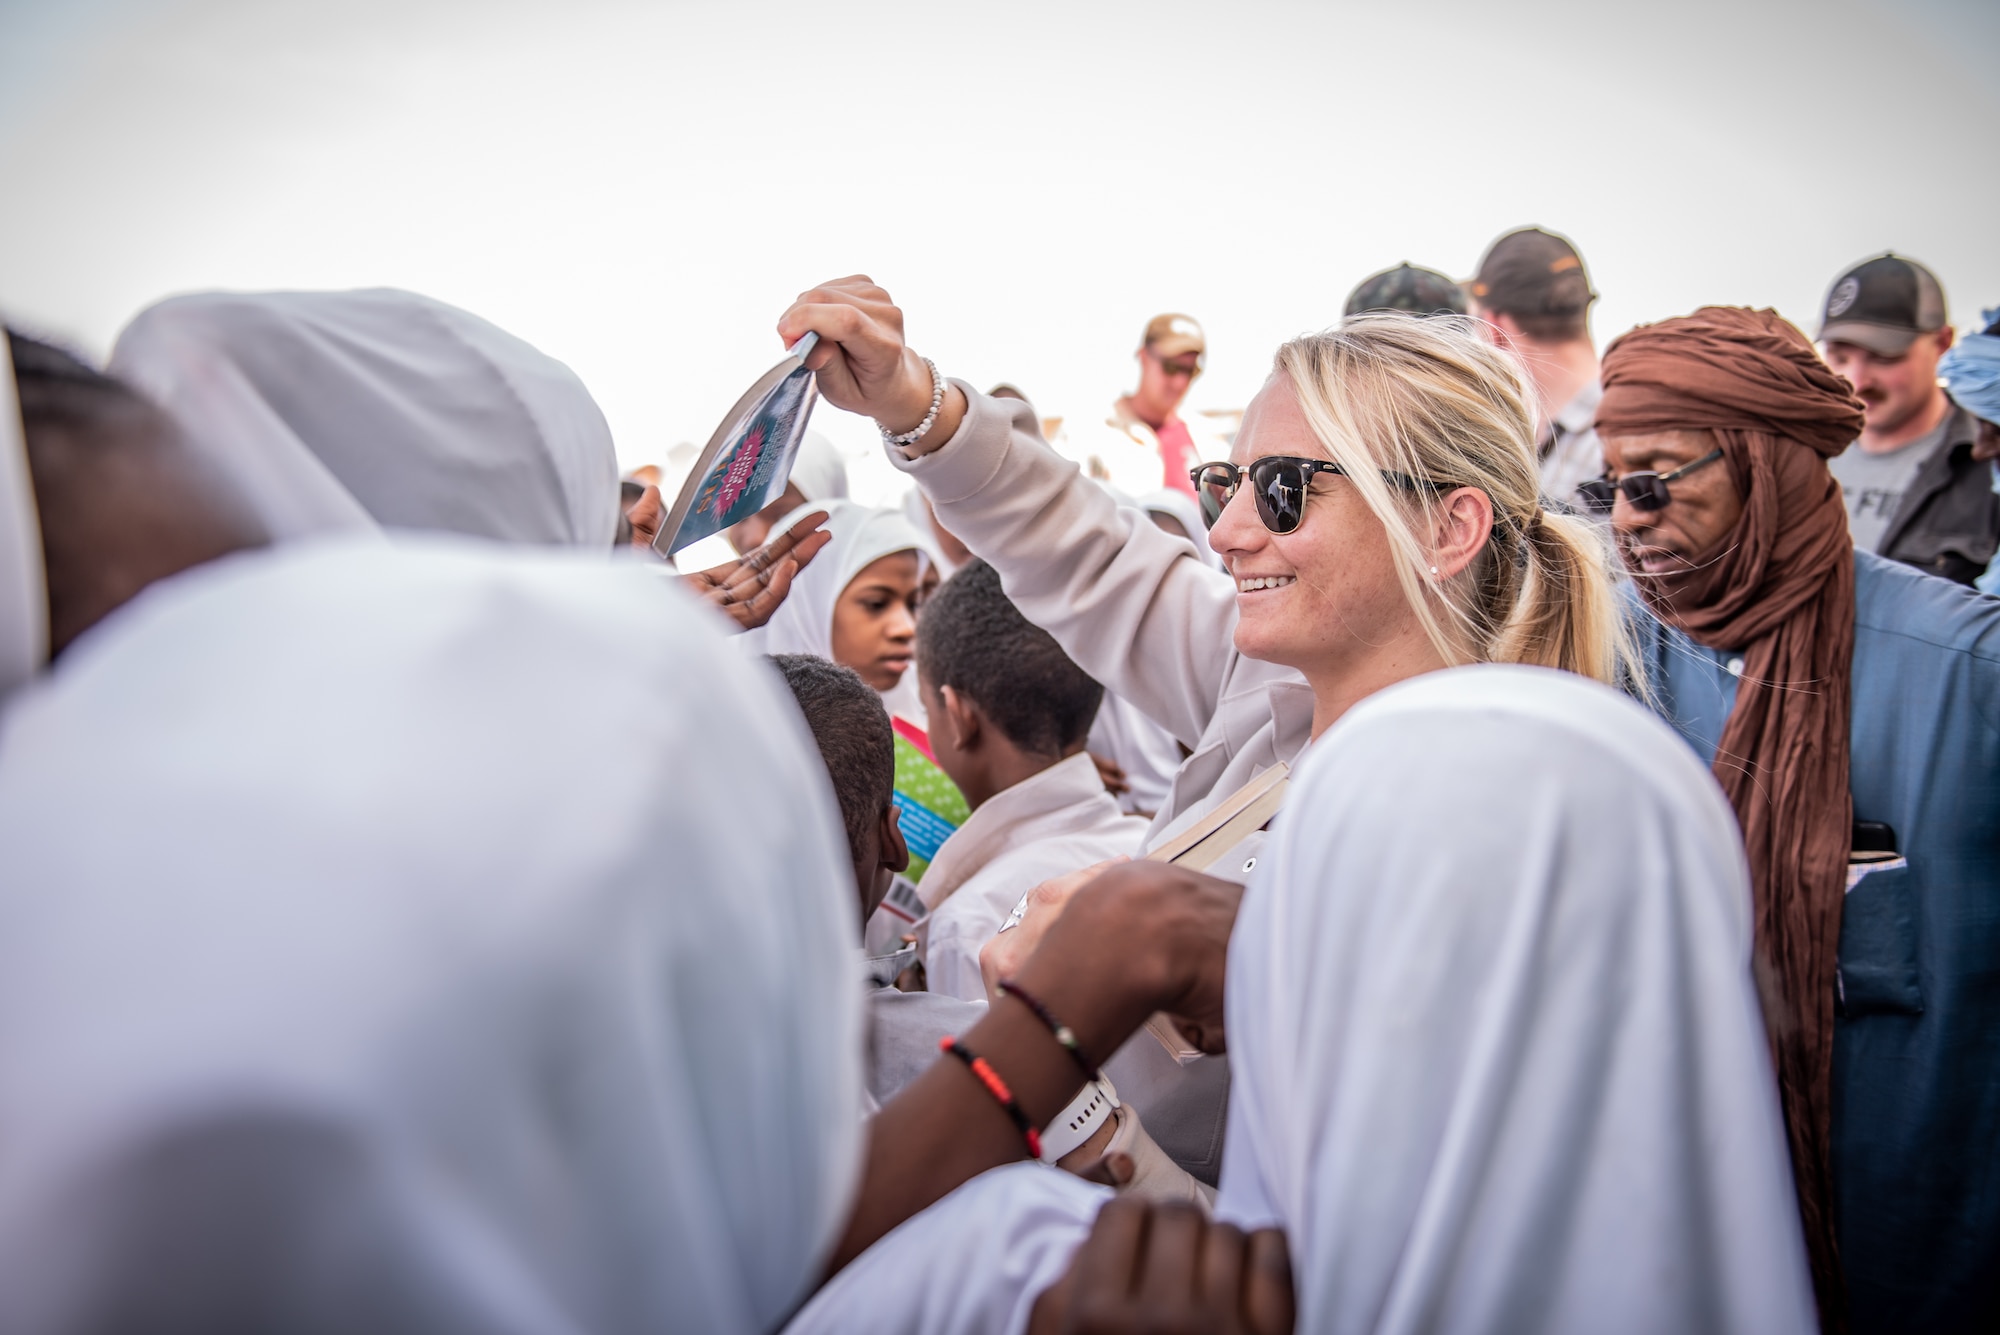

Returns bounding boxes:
[0,221,1995,1335]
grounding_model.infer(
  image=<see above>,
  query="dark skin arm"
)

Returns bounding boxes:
[824,861,1242,1274]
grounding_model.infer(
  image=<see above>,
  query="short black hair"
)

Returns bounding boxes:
[915,559,1102,755]
[768,653,894,862]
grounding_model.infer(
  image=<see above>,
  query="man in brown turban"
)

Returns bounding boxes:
[1592,307,2000,1335]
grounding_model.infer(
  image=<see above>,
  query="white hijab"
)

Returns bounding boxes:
[0,333,46,704]
[109,289,619,547]
[0,537,861,1334]
[1218,664,1816,1334]
[740,499,938,716]
[791,431,850,504]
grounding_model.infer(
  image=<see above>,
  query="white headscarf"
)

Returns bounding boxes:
[0,537,861,1334]
[791,431,850,504]
[0,332,47,704]
[740,500,938,713]
[109,290,619,547]
[1218,664,1816,1334]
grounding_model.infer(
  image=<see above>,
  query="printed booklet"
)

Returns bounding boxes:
[652,332,821,557]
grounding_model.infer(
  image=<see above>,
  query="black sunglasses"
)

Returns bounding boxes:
[1191,456,1431,534]
[1575,448,1723,514]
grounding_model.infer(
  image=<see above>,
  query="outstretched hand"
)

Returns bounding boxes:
[777,276,968,453]
[680,510,832,631]
[1027,1198,1295,1335]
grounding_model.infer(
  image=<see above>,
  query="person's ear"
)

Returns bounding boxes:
[1934,326,1956,357]
[1429,486,1496,580]
[940,684,982,754]
[879,802,909,874]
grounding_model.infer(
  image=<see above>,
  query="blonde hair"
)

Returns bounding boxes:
[1273,313,1640,690]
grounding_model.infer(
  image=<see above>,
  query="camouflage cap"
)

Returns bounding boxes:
[1343,263,1469,320]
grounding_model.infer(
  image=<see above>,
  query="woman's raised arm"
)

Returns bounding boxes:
[779,278,1243,751]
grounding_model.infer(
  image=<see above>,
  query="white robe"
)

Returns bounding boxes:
[919,751,1148,1003]
[1216,665,1815,1333]
[0,536,863,1334]
[780,664,1816,1335]
[108,288,620,548]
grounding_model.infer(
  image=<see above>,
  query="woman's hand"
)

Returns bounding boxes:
[777,277,968,454]
[1027,1198,1295,1335]
[680,510,832,630]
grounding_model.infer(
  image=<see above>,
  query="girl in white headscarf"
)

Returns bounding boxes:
[0,537,862,1334]
[741,499,941,722]
[788,664,1816,1334]
[108,288,621,547]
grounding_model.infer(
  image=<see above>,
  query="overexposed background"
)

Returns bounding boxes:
[4,0,1997,506]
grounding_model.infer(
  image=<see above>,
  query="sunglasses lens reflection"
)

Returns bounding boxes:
[1253,461,1306,533]
[1196,466,1234,529]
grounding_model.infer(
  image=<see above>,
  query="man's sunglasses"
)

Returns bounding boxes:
[1575,448,1723,514]
[1191,457,1430,534]
[1153,353,1204,378]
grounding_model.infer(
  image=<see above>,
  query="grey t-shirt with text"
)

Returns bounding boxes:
[1829,413,1950,552]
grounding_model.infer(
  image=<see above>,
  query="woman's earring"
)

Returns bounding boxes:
[1429,565,1439,576]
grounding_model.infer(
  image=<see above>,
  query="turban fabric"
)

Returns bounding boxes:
[1597,307,1865,1328]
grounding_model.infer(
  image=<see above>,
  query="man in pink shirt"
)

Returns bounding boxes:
[1065,314,1222,498]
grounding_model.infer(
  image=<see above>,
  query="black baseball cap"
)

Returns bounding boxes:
[1345,263,1468,319]
[1466,227,1595,319]
[1818,253,1947,357]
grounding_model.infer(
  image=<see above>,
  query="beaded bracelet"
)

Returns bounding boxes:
[879,357,945,449]
[996,979,1096,1078]
[939,1036,1042,1160]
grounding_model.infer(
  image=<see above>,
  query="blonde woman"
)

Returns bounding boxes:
[778,277,1637,851]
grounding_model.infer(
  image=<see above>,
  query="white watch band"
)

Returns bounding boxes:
[1038,1075,1121,1164]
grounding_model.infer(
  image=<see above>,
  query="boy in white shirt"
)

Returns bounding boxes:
[915,561,1150,1004]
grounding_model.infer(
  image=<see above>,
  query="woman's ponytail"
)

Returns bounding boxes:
[1487,509,1640,692]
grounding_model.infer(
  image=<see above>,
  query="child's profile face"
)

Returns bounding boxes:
[830,550,923,692]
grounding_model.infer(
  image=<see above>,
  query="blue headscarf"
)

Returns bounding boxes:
[1938,306,2000,427]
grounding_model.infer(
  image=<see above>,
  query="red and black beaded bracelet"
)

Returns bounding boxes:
[938,1036,1042,1160]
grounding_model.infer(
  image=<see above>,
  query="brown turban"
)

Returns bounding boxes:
[1598,307,1865,1327]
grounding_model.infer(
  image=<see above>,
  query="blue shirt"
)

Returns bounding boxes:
[1635,551,2000,1332]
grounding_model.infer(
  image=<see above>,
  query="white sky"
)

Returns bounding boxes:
[4,0,1997,505]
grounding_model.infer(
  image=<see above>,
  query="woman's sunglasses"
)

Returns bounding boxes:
[1191,457,1430,534]
[1575,447,1723,514]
